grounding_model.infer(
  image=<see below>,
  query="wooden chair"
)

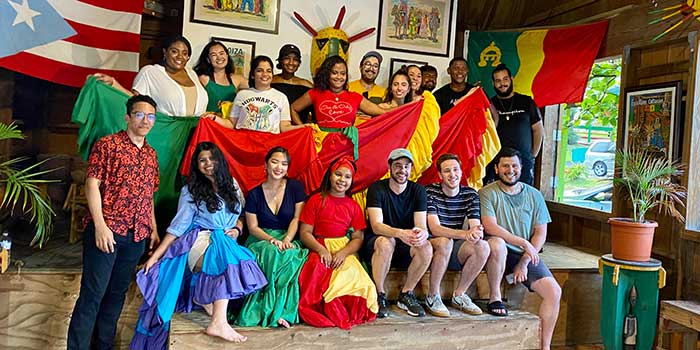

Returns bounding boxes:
[657,300,700,350]
[62,170,87,244]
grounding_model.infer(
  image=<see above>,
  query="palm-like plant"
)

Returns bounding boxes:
[0,122,57,247]
[613,147,687,223]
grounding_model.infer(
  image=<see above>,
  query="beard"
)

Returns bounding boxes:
[495,83,514,97]
[498,172,520,186]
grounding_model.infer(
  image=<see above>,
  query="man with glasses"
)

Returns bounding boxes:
[348,51,386,104]
[68,95,161,349]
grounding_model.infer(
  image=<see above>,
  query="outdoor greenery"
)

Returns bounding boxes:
[614,147,686,223]
[564,163,588,182]
[0,123,56,247]
[564,59,622,132]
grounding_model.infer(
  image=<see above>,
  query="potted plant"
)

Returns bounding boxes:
[609,147,686,261]
[0,122,56,248]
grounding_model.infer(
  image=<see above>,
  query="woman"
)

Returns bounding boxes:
[297,157,378,330]
[95,35,209,117]
[271,44,315,123]
[291,56,398,158]
[212,56,304,134]
[131,142,267,347]
[406,64,424,102]
[378,69,413,109]
[194,40,249,113]
[237,146,309,328]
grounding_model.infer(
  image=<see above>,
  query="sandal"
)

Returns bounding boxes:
[486,300,509,317]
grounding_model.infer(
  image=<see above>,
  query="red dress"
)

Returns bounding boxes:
[297,193,378,329]
[308,89,363,128]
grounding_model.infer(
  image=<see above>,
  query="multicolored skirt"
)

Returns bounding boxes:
[130,228,267,350]
[298,236,378,330]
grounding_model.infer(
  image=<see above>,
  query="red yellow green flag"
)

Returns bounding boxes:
[466,21,608,107]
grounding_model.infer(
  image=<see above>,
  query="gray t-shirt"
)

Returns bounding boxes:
[478,181,551,253]
[230,87,291,134]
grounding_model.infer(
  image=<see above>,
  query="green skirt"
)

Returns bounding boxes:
[235,228,309,327]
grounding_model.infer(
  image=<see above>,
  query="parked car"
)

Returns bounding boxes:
[583,140,616,177]
[563,184,613,212]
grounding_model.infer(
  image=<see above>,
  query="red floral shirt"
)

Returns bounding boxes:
[85,130,159,242]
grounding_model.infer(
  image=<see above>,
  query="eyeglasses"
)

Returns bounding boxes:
[130,111,156,122]
[363,62,380,70]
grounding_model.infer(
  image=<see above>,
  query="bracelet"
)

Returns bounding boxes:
[232,226,241,235]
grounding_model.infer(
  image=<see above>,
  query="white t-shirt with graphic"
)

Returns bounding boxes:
[229,88,291,134]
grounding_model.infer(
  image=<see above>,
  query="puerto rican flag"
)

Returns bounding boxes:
[0,0,142,88]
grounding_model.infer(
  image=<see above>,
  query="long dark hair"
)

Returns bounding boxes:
[248,55,274,88]
[383,69,413,105]
[313,56,348,91]
[193,41,234,84]
[319,157,357,198]
[187,142,240,214]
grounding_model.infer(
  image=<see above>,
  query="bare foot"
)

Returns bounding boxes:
[194,300,213,316]
[277,318,291,328]
[206,321,247,343]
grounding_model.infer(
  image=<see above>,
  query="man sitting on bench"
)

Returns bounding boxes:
[424,153,502,317]
[479,148,561,350]
[363,148,433,318]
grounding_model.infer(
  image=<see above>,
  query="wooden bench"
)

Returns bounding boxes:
[657,300,700,350]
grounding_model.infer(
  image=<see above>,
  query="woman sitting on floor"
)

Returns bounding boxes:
[211,55,305,134]
[131,142,267,347]
[297,157,378,329]
[236,146,309,328]
[193,40,249,114]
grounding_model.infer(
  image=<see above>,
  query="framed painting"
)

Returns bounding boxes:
[377,0,454,57]
[190,0,281,34]
[623,81,682,163]
[388,57,428,80]
[212,37,256,77]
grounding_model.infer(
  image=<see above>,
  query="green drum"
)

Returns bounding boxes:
[599,254,666,350]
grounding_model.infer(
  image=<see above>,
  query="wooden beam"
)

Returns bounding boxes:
[524,0,598,26]
[570,4,638,25]
[635,60,691,79]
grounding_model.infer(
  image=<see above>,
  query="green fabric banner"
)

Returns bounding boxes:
[72,77,200,230]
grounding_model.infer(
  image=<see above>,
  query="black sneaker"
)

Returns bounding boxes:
[397,291,425,317]
[377,292,389,318]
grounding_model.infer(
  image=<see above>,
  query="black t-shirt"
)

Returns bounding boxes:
[366,179,427,230]
[271,82,315,123]
[433,83,474,115]
[490,92,541,161]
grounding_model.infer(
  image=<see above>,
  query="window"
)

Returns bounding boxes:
[550,58,622,212]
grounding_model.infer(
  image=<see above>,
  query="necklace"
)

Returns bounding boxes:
[496,96,515,121]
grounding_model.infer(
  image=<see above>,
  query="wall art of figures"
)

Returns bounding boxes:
[377,0,454,57]
[190,0,281,33]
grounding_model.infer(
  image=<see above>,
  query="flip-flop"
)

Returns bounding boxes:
[486,300,509,317]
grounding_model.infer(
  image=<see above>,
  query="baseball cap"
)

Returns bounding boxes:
[388,148,413,164]
[361,51,383,65]
[277,44,301,61]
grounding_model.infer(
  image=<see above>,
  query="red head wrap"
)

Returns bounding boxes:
[330,156,356,176]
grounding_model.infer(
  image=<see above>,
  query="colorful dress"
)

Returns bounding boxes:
[308,89,364,159]
[236,180,309,327]
[297,193,378,330]
[130,184,267,350]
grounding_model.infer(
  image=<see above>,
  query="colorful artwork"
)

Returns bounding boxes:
[624,82,682,163]
[388,58,427,80]
[377,0,454,57]
[190,0,281,34]
[212,37,255,77]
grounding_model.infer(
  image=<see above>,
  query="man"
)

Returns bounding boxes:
[364,148,433,318]
[433,57,476,115]
[424,153,507,318]
[348,51,386,104]
[486,63,544,186]
[68,95,161,349]
[479,148,561,350]
[420,64,438,92]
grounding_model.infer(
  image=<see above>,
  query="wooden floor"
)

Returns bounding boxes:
[170,306,540,350]
[1,226,602,349]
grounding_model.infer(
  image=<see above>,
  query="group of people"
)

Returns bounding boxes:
[68,35,560,350]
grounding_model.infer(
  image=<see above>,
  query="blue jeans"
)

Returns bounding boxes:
[240,0,253,12]
[67,223,145,350]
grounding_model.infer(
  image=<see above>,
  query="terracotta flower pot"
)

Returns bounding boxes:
[608,218,658,262]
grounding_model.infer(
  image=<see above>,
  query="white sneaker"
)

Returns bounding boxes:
[452,293,483,315]
[425,294,450,317]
